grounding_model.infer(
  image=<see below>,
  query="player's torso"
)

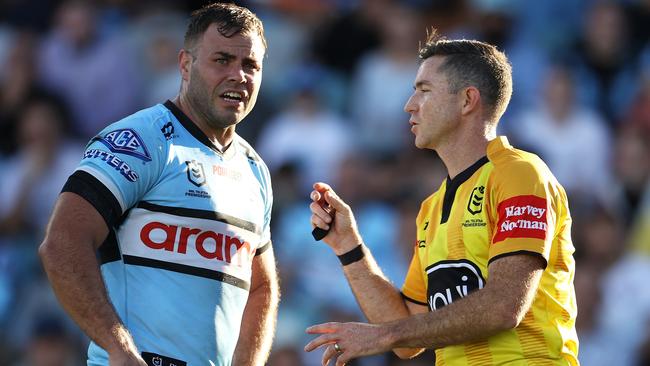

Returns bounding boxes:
[90,104,270,366]
[416,159,493,313]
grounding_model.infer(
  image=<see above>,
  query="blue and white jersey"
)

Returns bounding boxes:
[63,101,273,366]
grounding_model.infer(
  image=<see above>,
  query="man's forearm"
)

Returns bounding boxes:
[40,236,136,354]
[342,246,411,324]
[232,277,279,366]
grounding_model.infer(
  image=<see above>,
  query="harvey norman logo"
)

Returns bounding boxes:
[493,195,548,243]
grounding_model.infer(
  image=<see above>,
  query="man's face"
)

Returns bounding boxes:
[404,56,460,150]
[183,23,265,129]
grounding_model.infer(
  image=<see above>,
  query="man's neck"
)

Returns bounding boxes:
[437,122,496,180]
[173,95,234,151]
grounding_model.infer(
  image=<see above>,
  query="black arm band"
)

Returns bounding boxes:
[337,244,365,266]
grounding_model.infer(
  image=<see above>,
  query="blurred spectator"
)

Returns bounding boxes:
[568,1,641,125]
[349,2,421,154]
[511,64,612,204]
[37,0,141,139]
[0,31,54,156]
[257,67,353,191]
[0,96,81,341]
[11,315,80,366]
[611,125,650,227]
[311,0,383,76]
[128,9,185,106]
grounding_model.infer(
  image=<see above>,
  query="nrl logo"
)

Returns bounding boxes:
[467,186,485,215]
[186,160,206,187]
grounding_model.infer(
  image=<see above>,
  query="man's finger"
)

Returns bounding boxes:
[323,190,348,212]
[322,344,338,366]
[304,334,337,352]
[309,202,332,224]
[306,322,339,334]
[311,213,330,231]
[313,182,333,192]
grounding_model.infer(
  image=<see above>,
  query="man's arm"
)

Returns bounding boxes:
[305,254,544,365]
[39,192,146,366]
[232,246,280,366]
[309,183,427,358]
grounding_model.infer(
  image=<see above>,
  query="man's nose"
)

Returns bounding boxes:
[404,95,417,113]
[228,65,247,83]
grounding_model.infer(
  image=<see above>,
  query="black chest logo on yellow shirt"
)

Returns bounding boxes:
[426,259,485,311]
[186,160,206,187]
[467,186,485,215]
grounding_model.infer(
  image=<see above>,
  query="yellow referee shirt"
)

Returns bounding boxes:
[401,137,579,365]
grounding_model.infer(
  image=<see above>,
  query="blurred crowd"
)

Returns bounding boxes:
[0,0,649,365]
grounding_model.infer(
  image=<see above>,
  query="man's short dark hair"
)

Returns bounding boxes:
[419,30,513,122]
[184,2,266,52]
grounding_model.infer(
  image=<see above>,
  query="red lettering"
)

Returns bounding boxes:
[140,222,177,251]
[178,227,201,254]
[139,221,254,266]
[196,231,224,260]
[224,236,251,265]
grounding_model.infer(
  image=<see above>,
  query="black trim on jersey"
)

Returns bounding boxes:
[97,229,122,264]
[163,100,235,158]
[401,292,429,306]
[61,170,122,228]
[488,250,548,269]
[122,255,251,291]
[255,241,271,256]
[141,352,186,366]
[440,156,489,224]
[137,201,260,234]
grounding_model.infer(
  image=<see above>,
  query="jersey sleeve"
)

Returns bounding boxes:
[254,159,273,255]
[63,114,168,228]
[401,244,428,306]
[488,160,558,267]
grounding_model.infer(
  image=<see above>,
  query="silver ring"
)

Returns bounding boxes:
[334,342,342,353]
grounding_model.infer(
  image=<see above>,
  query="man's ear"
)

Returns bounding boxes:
[461,86,481,116]
[179,49,193,82]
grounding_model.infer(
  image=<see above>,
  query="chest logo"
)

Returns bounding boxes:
[467,186,485,215]
[99,128,151,162]
[186,160,206,187]
[425,260,485,311]
[161,122,174,140]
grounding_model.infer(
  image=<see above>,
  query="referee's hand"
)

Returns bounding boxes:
[309,182,363,255]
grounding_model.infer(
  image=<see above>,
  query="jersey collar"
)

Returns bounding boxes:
[487,136,511,157]
[164,100,237,160]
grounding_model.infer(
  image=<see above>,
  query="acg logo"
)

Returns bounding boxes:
[140,222,253,266]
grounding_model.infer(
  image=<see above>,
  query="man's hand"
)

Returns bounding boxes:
[304,322,392,366]
[309,182,362,255]
[109,349,147,366]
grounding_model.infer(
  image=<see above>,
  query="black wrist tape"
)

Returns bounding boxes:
[337,244,365,266]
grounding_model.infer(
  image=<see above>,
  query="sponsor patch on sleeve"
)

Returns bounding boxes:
[493,195,548,244]
[98,128,151,162]
[83,149,139,182]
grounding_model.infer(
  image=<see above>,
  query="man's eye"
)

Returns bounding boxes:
[215,58,228,64]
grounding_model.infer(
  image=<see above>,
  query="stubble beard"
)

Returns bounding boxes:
[186,69,239,131]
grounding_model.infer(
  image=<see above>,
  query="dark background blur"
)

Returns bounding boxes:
[0,0,649,365]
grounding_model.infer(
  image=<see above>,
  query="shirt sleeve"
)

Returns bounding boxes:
[63,116,167,228]
[401,244,428,306]
[254,158,273,255]
[488,160,559,267]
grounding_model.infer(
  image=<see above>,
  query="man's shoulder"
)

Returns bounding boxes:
[88,104,172,162]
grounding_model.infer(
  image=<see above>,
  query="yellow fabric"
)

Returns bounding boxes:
[401,137,579,365]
